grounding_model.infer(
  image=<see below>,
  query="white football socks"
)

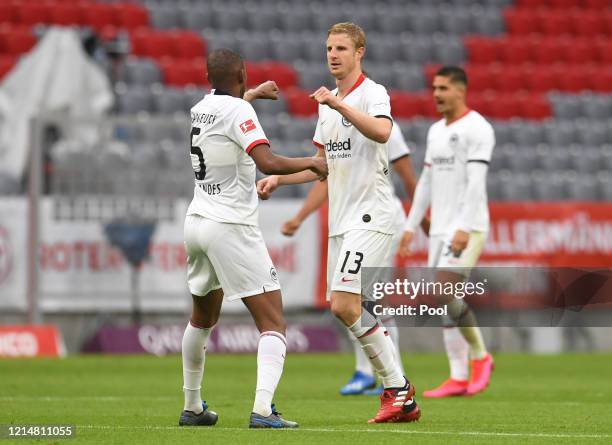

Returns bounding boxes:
[381,316,405,376]
[459,325,487,360]
[182,321,213,413]
[348,319,405,389]
[252,331,287,417]
[347,326,374,376]
[443,327,469,381]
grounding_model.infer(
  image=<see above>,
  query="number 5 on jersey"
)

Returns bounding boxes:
[190,127,206,180]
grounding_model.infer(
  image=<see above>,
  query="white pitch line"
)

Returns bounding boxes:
[77,425,611,440]
[0,396,177,402]
[0,397,589,406]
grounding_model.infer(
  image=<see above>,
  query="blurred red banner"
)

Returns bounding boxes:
[0,325,65,358]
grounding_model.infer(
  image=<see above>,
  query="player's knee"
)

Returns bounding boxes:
[257,319,286,335]
[330,301,360,326]
[191,312,219,329]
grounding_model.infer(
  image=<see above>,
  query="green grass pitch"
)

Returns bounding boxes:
[1,353,611,444]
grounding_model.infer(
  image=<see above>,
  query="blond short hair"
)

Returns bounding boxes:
[328,22,366,50]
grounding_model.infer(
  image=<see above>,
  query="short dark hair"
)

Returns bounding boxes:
[207,48,244,89]
[436,66,468,87]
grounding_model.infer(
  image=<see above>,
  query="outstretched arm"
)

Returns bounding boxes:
[250,144,327,178]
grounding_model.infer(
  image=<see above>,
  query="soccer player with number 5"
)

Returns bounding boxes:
[179,48,327,429]
[257,23,421,424]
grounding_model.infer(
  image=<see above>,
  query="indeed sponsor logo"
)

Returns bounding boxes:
[433,155,455,165]
[325,138,351,152]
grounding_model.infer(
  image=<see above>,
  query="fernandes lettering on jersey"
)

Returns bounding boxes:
[186,91,269,226]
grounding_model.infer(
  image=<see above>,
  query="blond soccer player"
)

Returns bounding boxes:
[257,23,420,424]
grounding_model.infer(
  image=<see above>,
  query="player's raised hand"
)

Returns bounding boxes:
[310,86,341,110]
[254,80,280,100]
[281,217,302,237]
[309,156,328,181]
[451,229,469,256]
[257,175,280,200]
[398,231,415,257]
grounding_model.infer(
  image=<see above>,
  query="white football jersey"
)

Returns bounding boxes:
[388,122,411,162]
[313,74,396,237]
[425,110,495,236]
[186,91,269,226]
[388,123,412,232]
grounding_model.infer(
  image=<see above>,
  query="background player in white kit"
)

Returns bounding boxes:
[400,66,495,398]
[179,48,327,428]
[257,23,421,424]
[280,120,429,396]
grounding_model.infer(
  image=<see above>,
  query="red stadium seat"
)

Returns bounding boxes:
[467,92,492,118]
[0,26,37,55]
[259,62,298,89]
[571,12,606,37]
[171,31,207,59]
[540,10,572,36]
[487,93,521,119]
[491,65,526,92]
[548,0,578,8]
[244,62,268,87]
[532,38,566,65]
[499,37,533,65]
[423,63,442,84]
[420,92,439,118]
[593,67,612,92]
[464,37,497,64]
[603,13,612,36]
[515,0,542,10]
[0,3,15,23]
[285,88,318,117]
[524,65,562,92]
[131,30,174,60]
[585,0,610,8]
[114,3,148,30]
[13,2,50,26]
[48,4,83,26]
[160,58,208,87]
[0,54,16,80]
[503,9,538,35]
[81,4,117,32]
[557,66,588,92]
[520,94,552,120]
[595,40,612,64]
[464,65,496,92]
[390,92,422,118]
[564,39,596,65]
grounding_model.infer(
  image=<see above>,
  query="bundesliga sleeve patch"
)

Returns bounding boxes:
[239,119,257,135]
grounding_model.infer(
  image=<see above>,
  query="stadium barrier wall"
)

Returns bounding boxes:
[1,198,611,313]
[0,197,320,313]
[0,325,66,358]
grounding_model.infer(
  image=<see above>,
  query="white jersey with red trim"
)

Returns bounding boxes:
[186,91,269,226]
[388,122,411,162]
[424,109,495,236]
[388,122,412,233]
[313,74,396,237]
